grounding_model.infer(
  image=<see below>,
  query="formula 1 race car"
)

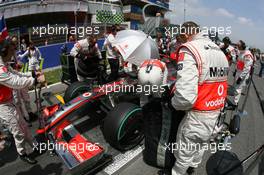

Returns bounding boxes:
[36,71,146,174]
[35,51,180,174]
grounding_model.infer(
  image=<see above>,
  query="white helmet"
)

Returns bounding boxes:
[138,59,166,86]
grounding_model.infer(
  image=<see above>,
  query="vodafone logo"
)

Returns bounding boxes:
[205,97,225,108]
[218,84,224,96]
[83,92,92,97]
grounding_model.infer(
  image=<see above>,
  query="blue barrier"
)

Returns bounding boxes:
[39,42,73,69]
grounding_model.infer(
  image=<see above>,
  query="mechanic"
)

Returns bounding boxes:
[220,37,237,65]
[138,59,168,106]
[11,36,38,123]
[104,25,120,82]
[0,38,45,164]
[70,35,102,81]
[227,40,254,109]
[165,21,229,175]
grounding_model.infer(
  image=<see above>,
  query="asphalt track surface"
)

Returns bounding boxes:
[0,63,264,175]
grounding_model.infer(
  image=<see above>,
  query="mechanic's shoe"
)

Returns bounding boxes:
[157,169,171,175]
[28,112,38,122]
[20,154,37,164]
[186,167,196,175]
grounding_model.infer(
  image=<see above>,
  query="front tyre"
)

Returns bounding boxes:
[63,81,91,103]
[102,102,144,151]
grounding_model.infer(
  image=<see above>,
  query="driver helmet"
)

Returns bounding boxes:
[138,59,166,86]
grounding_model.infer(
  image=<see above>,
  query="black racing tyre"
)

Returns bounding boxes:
[102,102,144,151]
[64,81,91,103]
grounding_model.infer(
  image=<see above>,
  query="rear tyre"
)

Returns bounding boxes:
[64,81,91,103]
[102,102,144,151]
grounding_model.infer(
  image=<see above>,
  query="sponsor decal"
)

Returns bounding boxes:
[209,67,229,77]
[177,63,183,71]
[205,97,225,108]
[83,92,92,97]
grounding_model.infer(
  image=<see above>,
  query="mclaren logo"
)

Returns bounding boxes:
[210,67,229,77]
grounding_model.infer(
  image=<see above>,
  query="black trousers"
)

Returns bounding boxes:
[108,59,120,81]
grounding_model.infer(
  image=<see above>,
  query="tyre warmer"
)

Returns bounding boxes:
[142,98,182,169]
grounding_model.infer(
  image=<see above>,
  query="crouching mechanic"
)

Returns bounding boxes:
[138,59,168,106]
[0,39,45,164]
[170,22,229,175]
[70,35,102,81]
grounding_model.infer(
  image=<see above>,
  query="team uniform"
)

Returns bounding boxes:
[10,54,34,121]
[13,77,34,121]
[0,57,35,155]
[234,50,254,104]
[70,38,102,81]
[171,33,229,175]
